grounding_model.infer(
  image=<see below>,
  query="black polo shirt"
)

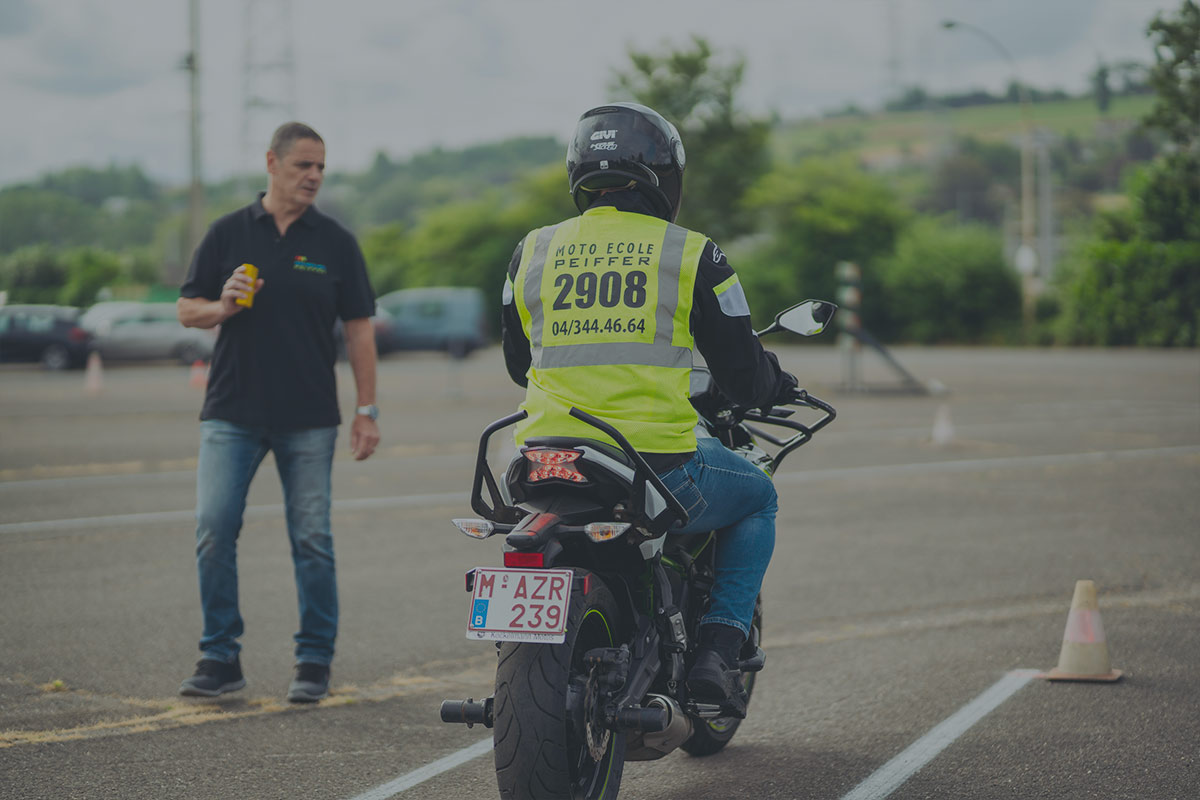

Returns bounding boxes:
[180,194,375,431]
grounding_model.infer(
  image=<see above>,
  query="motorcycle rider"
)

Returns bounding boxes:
[501,102,798,716]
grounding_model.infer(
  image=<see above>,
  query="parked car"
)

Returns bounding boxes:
[80,301,216,364]
[375,286,487,358]
[0,304,94,370]
[332,303,400,360]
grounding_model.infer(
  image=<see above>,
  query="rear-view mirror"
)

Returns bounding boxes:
[761,300,837,337]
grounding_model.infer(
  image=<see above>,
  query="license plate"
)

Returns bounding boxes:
[466,567,573,644]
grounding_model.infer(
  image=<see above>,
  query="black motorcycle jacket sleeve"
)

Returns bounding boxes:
[501,237,531,388]
[690,240,794,410]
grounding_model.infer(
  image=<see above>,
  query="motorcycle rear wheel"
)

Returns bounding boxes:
[493,575,625,800]
[681,594,763,757]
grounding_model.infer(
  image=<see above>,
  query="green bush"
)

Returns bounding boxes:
[1131,153,1200,242]
[0,245,69,304]
[0,245,145,307]
[359,164,577,330]
[739,157,909,326]
[59,248,123,307]
[874,218,1021,343]
[1057,237,1200,346]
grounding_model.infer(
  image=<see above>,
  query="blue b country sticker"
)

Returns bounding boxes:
[292,255,327,273]
[471,599,490,628]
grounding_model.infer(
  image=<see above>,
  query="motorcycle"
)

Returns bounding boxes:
[441,300,838,800]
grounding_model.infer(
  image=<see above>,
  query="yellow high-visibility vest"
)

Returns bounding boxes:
[511,206,707,453]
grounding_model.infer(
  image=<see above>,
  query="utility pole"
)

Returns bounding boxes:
[1037,131,1055,282]
[886,0,902,98]
[941,20,1038,331]
[185,0,205,274]
[241,0,297,188]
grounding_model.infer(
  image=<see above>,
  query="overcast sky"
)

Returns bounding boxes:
[0,0,1175,187]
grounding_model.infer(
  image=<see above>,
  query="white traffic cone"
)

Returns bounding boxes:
[1044,580,1123,682]
[931,403,955,446]
[84,351,103,396]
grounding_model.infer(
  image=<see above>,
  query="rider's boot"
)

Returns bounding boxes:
[687,624,749,718]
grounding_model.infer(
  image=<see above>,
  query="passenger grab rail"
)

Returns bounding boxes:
[470,410,527,523]
[568,407,691,530]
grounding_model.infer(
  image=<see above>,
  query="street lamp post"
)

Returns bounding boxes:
[185,0,205,276]
[941,19,1037,329]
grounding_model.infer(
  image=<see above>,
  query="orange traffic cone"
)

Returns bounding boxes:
[84,351,103,396]
[189,359,208,390]
[1043,580,1123,682]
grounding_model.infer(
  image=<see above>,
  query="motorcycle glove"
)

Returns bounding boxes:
[761,371,799,414]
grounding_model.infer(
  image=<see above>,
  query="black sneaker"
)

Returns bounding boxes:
[687,648,749,719]
[287,662,330,703]
[179,656,245,697]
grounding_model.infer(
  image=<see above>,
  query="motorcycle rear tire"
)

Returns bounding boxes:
[680,594,763,757]
[493,575,626,800]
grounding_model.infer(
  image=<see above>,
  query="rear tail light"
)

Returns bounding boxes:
[452,519,496,539]
[524,448,586,483]
[68,327,89,343]
[504,551,545,568]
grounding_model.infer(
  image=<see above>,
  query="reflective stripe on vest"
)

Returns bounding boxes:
[514,207,706,453]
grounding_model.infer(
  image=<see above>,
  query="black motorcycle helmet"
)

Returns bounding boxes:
[566,102,686,222]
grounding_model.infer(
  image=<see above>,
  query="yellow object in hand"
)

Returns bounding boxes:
[235,263,258,307]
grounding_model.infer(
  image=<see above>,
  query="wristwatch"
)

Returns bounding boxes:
[355,404,379,421]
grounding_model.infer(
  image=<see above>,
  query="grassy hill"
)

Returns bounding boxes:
[773,94,1156,166]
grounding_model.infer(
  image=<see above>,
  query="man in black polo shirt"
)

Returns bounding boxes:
[176,122,379,703]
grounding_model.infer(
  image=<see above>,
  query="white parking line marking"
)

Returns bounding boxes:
[774,444,1200,486]
[840,669,1040,800]
[0,492,466,535]
[347,738,492,800]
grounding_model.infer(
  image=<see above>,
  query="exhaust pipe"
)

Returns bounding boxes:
[440,697,493,728]
[625,694,693,760]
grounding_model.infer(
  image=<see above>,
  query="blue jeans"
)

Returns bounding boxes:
[656,437,778,637]
[194,420,339,665]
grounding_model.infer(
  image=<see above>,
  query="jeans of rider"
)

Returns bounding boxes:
[656,437,778,637]
[194,420,339,666]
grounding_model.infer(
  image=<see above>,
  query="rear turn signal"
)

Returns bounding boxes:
[452,519,495,539]
[584,522,633,543]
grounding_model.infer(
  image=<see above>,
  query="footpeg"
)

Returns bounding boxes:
[738,646,765,673]
[685,701,726,719]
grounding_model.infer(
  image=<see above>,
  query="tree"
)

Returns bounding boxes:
[738,157,909,327]
[1055,1,1200,347]
[927,154,1004,225]
[1057,237,1200,346]
[359,164,576,321]
[611,36,770,241]
[1138,0,1200,241]
[0,245,69,304]
[59,248,123,307]
[876,218,1020,343]
[1144,0,1200,152]
[36,164,159,206]
[0,188,98,251]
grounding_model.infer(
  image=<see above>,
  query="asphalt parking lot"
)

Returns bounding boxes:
[1,345,1197,799]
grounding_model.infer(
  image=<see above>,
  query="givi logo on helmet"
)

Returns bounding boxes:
[590,129,618,140]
